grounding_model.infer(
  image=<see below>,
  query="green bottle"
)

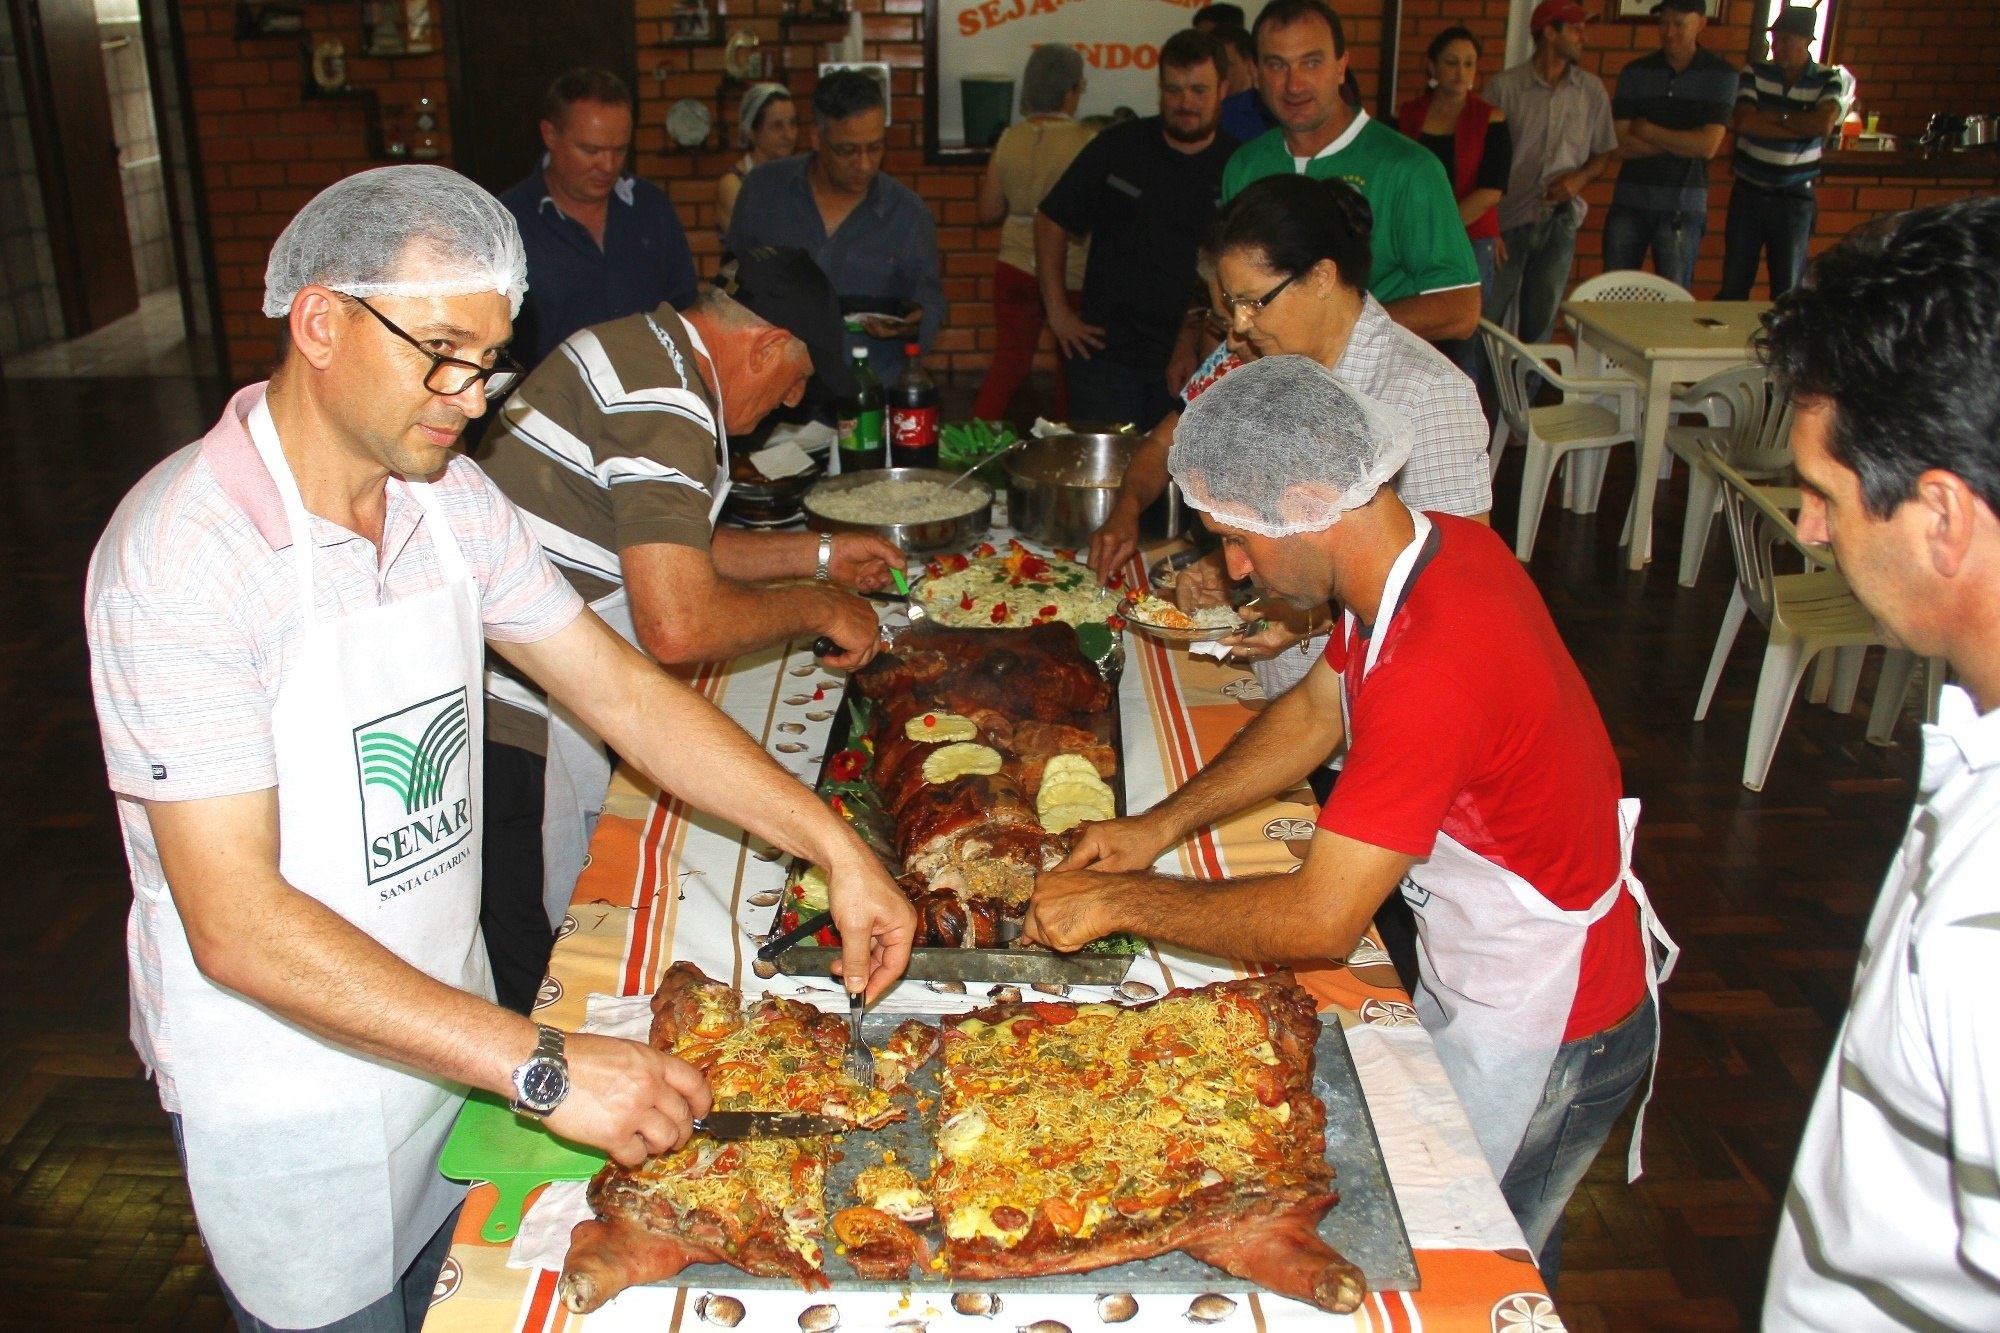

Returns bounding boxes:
[839,347,886,472]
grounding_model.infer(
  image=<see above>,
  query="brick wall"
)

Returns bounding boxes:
[179,0,452,380]
[175,0,1998,383]
[1835,0,2000,140]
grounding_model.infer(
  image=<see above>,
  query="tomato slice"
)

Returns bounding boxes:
[1250,1064,1288,1107]
[1041,1196,1084,1235]
[1027,1002,1075,1024]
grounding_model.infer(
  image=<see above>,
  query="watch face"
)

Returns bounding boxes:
[520,1059,568,1108]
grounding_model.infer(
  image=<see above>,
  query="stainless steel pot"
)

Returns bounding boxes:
[1963,114,1996,147]
[1003,433,1134,548]
[803,467,993,553]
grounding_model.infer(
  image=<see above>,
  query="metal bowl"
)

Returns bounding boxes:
[1004,433,1136,549]
[802,467,993,553]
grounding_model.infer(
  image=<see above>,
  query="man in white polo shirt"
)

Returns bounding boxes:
[1760,197,2000,1329]
[84,166,914,1333]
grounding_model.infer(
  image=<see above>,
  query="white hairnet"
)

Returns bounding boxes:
[261,165,528,318]
[737,82,791,148]
[1169,355,1415,537]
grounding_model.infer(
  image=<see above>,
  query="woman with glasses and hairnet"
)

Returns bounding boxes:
[970,44,1095,423]
[81,165,914,1333]
[1033,356,1674,1298]
[1089,172,1490,696]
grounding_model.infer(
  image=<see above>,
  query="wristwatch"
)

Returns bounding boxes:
[815,532,835,583]
[509,1024,570,1119]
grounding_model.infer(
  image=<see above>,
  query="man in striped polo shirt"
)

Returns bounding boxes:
[1760,197,2000,1330]
[1602,0,1736,290]
[1717,8,1849,299]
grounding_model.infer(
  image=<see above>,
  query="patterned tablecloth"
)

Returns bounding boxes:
[427,539,1565,1333]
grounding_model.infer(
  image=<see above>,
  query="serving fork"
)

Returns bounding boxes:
[843,989,876,1084]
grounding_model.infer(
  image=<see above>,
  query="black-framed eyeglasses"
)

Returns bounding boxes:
[348,295,523,397]
[1222,271,1301,321]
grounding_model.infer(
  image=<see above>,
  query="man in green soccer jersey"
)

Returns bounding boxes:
[1222,0,1480,342]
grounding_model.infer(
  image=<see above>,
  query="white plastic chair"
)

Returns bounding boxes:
[1480,319,1642,562]
[1558,271,1698,507]
[1695,460,1936,791]
[1667,365,1795,587]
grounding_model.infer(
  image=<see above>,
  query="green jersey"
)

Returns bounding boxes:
[1221,112,1478,308]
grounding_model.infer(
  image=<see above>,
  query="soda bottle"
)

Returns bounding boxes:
[838,347,886,471]
[889,342,939,470]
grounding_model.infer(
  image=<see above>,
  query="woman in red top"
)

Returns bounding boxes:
[1398,27,1511,378]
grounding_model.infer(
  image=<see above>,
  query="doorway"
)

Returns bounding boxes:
[1,0,217,377]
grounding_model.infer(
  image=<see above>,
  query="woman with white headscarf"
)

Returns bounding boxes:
[970,44,1093,422]
[716,82,797,235]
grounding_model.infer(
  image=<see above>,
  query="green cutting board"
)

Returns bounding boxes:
[437,1089,604,1243]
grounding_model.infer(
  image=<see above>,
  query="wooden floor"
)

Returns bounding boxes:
[0,373,1923,1330]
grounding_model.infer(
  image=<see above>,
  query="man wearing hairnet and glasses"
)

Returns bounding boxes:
[1026,356,1675,1291]
[82,165,914,1333]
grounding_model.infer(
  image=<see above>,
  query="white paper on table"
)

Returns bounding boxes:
[748,440,816,479]
[766,419,837,453]
[1344,1023,1528,1253]
[1188,638,1235,662]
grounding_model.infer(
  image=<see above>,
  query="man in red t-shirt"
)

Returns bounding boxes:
[1026,355,1672,1288]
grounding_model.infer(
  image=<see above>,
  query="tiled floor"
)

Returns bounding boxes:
[3,289,198,379]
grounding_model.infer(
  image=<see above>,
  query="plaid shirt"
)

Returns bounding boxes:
[1182,297,1491,518]
[86,383,582,1108]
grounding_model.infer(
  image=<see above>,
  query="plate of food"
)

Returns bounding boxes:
[916,541,1122,629]
[1120,591,1249,643]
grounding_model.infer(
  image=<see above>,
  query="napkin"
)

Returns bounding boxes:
[748,440,815,480]
[1187,639,1234,662]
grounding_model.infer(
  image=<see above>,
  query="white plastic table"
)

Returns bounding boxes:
[1561,298,1771,571]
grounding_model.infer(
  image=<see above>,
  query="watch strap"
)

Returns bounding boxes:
[815,532,834,582]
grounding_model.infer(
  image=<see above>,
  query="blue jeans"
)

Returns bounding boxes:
[1717,183,1816,299]
[1600,204,1707,291]
[1488,208,1582,344]
[1497,994,1659,1291]
[1063,352,1181,433]
[168,1114,463,1332]
[1436,235,1499,381]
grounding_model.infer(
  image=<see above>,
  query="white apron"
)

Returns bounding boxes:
[487,319,731,930]
[157,399,491,1326]
[1340,511,1678,1181]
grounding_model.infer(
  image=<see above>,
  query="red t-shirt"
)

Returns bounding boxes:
[1317,515,1645,1040]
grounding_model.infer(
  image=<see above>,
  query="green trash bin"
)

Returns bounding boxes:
[961,74,1014,148]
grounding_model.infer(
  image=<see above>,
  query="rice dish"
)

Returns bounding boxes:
[810,479,986,524]
[919,544,1120,628]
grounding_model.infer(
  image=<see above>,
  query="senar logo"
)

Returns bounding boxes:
[353,687,474,888]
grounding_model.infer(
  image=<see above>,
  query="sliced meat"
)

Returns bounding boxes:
[831,1207,931,1281]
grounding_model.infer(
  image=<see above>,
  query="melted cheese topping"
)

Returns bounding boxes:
[625,996,896,1266]
[932,993,1299,1249]
[854,1164,932,1220]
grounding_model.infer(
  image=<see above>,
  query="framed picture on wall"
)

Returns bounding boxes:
[1613,0,1724,16]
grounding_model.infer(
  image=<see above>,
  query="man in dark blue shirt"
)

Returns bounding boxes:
[1603,0,1735,290]
[723,71,943,386]
[498,69,699,368]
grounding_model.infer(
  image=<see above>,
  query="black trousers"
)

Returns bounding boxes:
[1308,765,1421,994]
[481,739,555,1015]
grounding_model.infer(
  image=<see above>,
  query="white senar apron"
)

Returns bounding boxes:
[486,318,731,930]
[156,399,492,1326]
[1340,511,1678,1183]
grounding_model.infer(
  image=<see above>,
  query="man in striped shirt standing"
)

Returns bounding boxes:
[1717,8,1849,300]
[1760,197,2000,1330]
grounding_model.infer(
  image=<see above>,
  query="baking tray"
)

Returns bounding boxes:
[651,1008,1418,1296]
[773,623,1138,987]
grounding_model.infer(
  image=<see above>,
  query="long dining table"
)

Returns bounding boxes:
[1561,298,1771,571]
[424,536,1571,1333]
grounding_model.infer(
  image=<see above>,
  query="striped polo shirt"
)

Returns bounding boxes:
[1732,58,1851,195]
[475,303,726,751]
[1764,684,2000,1329]
[1611,49,1738,214]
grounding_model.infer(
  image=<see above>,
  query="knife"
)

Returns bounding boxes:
[692,1110,849,1139]
[758,908,833,961]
